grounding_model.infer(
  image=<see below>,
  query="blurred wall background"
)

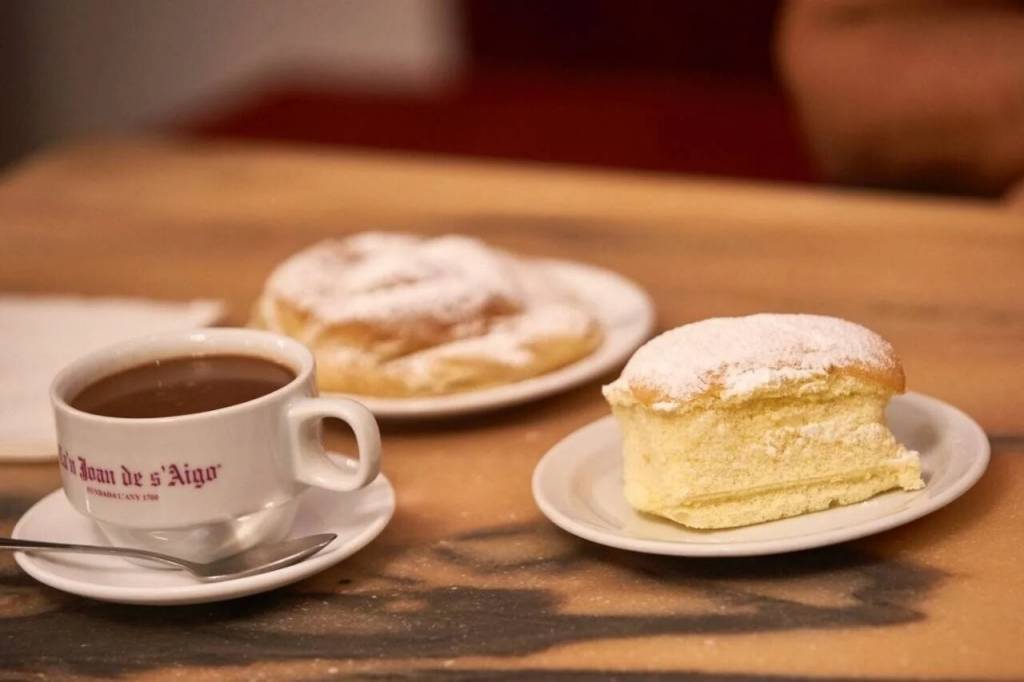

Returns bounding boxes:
[4,1,1024,200]
[0,0,463,165]
[2,1,813,184]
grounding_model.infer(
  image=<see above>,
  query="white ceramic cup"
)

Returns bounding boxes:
[50,328,381,563]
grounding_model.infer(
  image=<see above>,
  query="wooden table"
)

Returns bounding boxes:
[1,138,1022,680]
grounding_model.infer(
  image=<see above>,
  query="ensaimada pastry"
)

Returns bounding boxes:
[254,232,602,397]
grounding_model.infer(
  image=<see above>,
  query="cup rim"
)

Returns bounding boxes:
[51,327,315,425]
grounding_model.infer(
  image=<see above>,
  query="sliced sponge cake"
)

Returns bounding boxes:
[602,314,923,529]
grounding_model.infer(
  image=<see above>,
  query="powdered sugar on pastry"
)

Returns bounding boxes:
[603,314,899,409]
[396,301,596,376]
[256,232,603,396]
[267,233,527,331]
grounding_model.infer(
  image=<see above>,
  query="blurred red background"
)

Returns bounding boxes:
[191,1,814,183]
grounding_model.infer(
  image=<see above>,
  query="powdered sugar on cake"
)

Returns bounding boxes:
[603,314,898,409]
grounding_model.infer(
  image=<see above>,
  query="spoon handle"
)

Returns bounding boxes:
[0,537,187,570]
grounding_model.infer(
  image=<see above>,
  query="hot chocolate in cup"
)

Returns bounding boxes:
[50,328,381,563]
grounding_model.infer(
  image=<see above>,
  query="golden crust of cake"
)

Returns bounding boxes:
[252,233,603,397]
[603,314,904,412]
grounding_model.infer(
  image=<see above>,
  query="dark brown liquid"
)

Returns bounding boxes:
[70,354,295,418]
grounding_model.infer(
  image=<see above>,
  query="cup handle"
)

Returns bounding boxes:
[286,397,381,492]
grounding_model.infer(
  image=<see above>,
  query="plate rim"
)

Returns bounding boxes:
[323,258,656,418]
[12,473,395,605]
[532,392,990,557]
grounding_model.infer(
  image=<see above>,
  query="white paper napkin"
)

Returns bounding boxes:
[0,295,225,461]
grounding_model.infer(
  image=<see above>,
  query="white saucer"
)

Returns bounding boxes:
[532,392,989,557]
[13,461,395,605]
[326,259,655,418]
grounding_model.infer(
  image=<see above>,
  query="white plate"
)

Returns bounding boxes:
[326,259,655,418]
[532,392,989,557]
[13,459,394,605]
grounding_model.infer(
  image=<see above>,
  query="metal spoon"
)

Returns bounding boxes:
[1,533,337,582]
